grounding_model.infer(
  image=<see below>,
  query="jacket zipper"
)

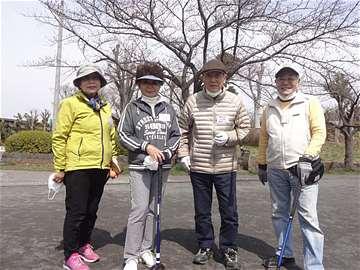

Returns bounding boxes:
[78,137,83,160]
[99,111,104,168]
[212,98,216,174]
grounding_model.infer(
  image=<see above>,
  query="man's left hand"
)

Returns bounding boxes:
[214,131,228,146]
[297,156,313,185]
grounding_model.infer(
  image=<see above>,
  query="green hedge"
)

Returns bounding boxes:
[5,130,52,153]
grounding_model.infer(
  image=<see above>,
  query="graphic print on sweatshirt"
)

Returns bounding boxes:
[135,114,170,142]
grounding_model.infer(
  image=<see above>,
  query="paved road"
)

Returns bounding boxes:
[0,170,359,270]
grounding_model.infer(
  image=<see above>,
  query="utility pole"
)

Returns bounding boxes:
[52,0,64,130]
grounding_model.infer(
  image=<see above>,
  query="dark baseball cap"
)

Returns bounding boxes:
[275,67,299,78]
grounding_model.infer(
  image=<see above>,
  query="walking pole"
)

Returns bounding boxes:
[276,185,302,270]
[150,163,166,270]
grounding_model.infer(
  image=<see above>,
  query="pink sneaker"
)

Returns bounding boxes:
[79,244,100,263]
[63,252,89,270]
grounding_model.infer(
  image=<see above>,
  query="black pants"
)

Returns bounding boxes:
[63,169,108,259]
[190,171,238,251]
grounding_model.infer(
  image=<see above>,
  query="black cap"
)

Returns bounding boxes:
[275,67,299,78]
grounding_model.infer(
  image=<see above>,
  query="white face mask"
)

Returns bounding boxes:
[48,173,64,200]
[205,88,222,97]
[278,91,297,101]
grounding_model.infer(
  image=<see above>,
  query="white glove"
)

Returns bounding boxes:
[143,155,159,171]
[214,131,228,146]
[297,156,313,186]
[180,156,191,171]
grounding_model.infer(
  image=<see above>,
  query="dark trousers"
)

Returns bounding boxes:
[63,169,108,259]
[190,171,238,251]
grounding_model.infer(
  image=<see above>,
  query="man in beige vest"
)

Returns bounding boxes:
[178,59,250,270]
[257,67,326,270]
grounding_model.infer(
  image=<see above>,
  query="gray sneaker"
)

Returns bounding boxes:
[192,248,213,264]
[223,248,241,270]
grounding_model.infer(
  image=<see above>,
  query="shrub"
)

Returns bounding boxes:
[5,130,52,153]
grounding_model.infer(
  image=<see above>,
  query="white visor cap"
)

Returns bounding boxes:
[136,75,164,83]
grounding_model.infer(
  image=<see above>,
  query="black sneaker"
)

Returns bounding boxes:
[262,255,295,268]
[192,248,213,264]
[223,248,241,270]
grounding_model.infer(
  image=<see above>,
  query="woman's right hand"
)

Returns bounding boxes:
[145,144,165,163]
[53,171,65,183]
[109,169,118,179]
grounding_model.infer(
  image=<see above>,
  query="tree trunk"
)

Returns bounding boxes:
[193,74,202,94]
[343,131,354,169]
[254,63,264,128]
[254,103,262,128]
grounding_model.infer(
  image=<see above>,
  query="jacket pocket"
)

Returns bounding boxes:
[77,137,83,160]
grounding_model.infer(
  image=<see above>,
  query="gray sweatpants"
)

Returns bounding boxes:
[123,169,169,262]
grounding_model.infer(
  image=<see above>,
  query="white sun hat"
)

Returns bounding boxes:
[73,64,107,88]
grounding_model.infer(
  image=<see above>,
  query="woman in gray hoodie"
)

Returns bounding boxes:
[118,62,181,270]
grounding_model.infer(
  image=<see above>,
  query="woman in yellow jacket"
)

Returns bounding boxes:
[52,64,119,270]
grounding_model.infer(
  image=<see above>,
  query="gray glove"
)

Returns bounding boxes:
[258,164,267,185]
[297,156,313,186]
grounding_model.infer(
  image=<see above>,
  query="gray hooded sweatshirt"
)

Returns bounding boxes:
[118,97,181,170]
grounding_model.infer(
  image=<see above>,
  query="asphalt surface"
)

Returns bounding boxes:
[0,170,359,270]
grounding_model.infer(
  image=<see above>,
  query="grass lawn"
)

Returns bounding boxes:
[0,162,191,175]
[1,140,359,174]
[320,142,360,162]
[245,140,360,163]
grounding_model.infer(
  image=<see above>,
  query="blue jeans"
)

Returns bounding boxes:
[190,171,238,251]
[268,168,324,270]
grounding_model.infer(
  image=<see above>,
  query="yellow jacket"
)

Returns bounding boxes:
[257,92,326,169]
[52,91,118,172]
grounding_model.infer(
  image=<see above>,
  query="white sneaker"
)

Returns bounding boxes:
[123,259,138,270]
[140,251,156,267]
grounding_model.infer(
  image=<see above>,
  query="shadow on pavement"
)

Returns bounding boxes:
[237,233,275,259]
[236,234,303,270]
[161,228,276,258]
[54,228,303,269]
[92,227,127,249]
[162,228,198,254]
[284,265,303,270]
[160,228,305,269]
[54,227,127,251]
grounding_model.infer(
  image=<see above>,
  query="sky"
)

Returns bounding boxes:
[1,1,353,120]
[1,0,79,119]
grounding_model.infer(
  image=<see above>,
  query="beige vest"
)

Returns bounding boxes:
[178,90,250,174]
[266,93,311,169]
